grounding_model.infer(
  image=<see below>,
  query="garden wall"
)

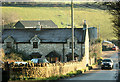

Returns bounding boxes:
[9,55,90,79]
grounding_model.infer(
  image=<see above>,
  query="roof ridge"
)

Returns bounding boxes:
[20,20,52,22]
[2,28,83,30]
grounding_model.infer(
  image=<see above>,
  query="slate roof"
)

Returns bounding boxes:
[66,53,79,57]
[88,27,97,40]
[2,28,85,43]
[14,20,58,28]
[45,51,61,57]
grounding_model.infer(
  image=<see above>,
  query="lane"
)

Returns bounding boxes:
[65,52,119,80]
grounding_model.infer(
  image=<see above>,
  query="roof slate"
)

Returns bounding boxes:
[45,51,61,57]
[2,28,85,43]
[66,53,79,57]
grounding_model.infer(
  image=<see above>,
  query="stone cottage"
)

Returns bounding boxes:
[1,22,97,63]
[14,20,58,29]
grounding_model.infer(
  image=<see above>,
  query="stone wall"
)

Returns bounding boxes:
[17,42,82,62]
[9,54,88,79]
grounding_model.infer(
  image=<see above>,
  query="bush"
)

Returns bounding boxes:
[3,53,23,63]
[59,75,66,79]
[66,72,73,77]
[46,75,60,80]
[97,58,103,65]
[92,62,98,65]
[3,48,29,63]
[76,70,82,75]
[9,49,28,61]
[88,66,93,70]
[95,38,102,44]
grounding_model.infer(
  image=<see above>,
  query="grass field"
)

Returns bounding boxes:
[1,6,116,40]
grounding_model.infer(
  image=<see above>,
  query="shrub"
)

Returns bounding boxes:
[64,74,70,78]
[46,76,60,80]
[66,73,73,77]
[59,74,66,79]
[76,70,82,75]
[97,58,103,65]
[3,53,23,63]
[3,48,29,63]
[9,49,28,61]
[92,62,98,65]
[95,38,102,44]
[88,66,93,70]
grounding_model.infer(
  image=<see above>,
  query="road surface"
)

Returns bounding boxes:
[65,52,119,80]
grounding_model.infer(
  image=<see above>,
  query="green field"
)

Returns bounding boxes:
[1,6,116,40]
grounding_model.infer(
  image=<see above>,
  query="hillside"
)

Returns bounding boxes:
[1,5,115,40]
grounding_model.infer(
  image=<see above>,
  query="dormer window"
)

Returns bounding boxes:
[6,42,12,48]
[4,36,15,49]
[33,42,38,48]
[30,35,40,48]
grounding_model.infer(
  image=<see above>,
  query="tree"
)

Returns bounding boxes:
[2,11,19,28]
[104,2,120,47]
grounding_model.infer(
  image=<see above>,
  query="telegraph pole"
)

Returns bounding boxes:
[2,20,4,29]
[71,0,74,61]
[99,24,100,38]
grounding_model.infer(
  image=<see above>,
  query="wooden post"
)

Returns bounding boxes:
[71,0,74,61]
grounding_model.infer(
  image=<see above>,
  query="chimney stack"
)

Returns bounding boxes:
[83,20,87,28]
[36,22,42,31]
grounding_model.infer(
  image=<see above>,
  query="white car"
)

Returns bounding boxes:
[14,62,27,65]
[101,58,113,70]
[31,58,49,64]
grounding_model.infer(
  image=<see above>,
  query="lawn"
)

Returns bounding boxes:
[1,6,115,40]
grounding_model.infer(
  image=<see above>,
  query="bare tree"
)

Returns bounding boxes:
[2,12,19,28]
[104,2,120,47]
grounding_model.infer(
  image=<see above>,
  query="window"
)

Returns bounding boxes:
[74,42,75,49]
[46,57,59,63]
[69,42,75,49]
[70,42,72,49]
[33,42,38,48]
[6,42,12,48]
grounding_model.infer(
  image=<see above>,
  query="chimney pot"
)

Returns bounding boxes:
[83,20,87,28]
